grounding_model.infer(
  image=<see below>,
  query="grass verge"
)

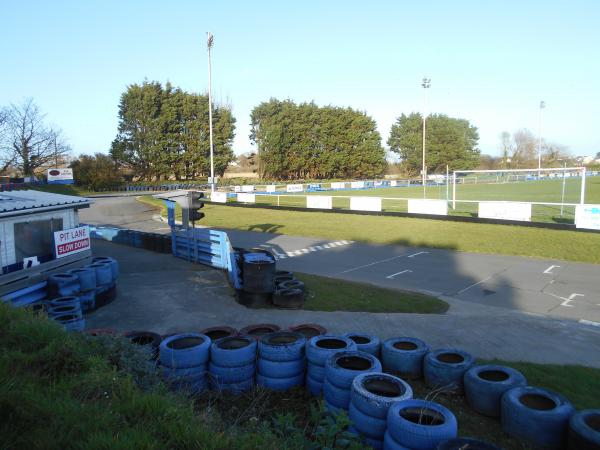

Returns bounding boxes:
[138,196,600,264]
[296,272,449,314]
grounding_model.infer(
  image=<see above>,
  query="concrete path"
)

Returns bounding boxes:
[87,240,600,368]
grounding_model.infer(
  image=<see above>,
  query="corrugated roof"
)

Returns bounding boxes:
[0,190,90,215]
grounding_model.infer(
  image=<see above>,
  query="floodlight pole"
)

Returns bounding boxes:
[537,100,545,177]
[422,77,431,198]
[207,32,215,193]
[559,159,567,216]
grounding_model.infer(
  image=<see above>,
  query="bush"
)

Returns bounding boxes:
[70,153,124,190]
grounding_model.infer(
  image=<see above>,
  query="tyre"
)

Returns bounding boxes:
[348,426,384,450]
[348,401,387,439]
[288,323,327,338]
[325,399,342,414]
[69,267,97,291]
[257,372,304,391]
[306,373,323,396]
[275,270,293,277]
[387,399,458,450]
[239,323,280,339]
[47,295,81,309]
[92,256,119,280]
[323,378,352,409]
[436,437,502,449]
[199,326,238,341]
[464,364,527,417]
[501,386,575,450]
[78,291,95,312]
[274,274,294,287]
[307,361,326,381]
[54,313,86,332]
[280,279,305,292]
[272,288,305,309]
[324,351,382,390]
[424,348,474,394]
[209,361,255,383]
[568,409,600,450]
[94,283,117,308]
[383,431,412,450]
[306,335,357,366]
[162,364,208,381]
[210,336,257,367]
[351,372,413,419]
[258,331,306,361]
[48,273,80,297]
[210,376,254,393]
[168,373,208,393]
[236,291,272,309]
[86,262,113,286]
[382,336,429,379]
[258,358,305,378]
[159,333,211,368]
[123,330,162,360]
[343,332,381,356]
[47,303,82,318]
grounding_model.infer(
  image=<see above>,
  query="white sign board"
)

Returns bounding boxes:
[408,199,448,216]
[374,181,383,187]
[233,185,241,193]
[390,180,397,187]
[287,184,304,193]
[207,177,218,184]
[350,197,382,212]
[331,182,345,189]
[266,185,277,193]
[237,193,256,203]
[47,168,74,184]
[54,226,91,259]
[307,196,333,209]
[575,204,600,230]
[351,181,365,189]
[241,185,255,192]
[478,202,532,222]
[211,192,228,203]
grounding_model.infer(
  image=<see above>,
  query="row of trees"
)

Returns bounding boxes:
[250,99,387,179]
[496,129,570,169]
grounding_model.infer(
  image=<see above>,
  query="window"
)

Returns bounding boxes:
[14,218,63,263]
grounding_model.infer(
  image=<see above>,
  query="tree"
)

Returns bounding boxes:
[0,99,71,176]
[511,129,537,167]
[387,113,480,174]
[70,153,124,190]
[499,130,569,168]
[499,131,512,169]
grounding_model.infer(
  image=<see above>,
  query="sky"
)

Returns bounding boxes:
[1,0,599,159]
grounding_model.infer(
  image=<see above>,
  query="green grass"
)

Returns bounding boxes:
[138,196,600,264]
[29,184,95,196]
[296,273,449,314]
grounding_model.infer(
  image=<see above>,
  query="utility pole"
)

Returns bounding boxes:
[538,100,545,177]
[207,32,215,193]
[421,77,431,198]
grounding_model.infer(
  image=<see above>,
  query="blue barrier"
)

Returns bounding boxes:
[2,281,48,307]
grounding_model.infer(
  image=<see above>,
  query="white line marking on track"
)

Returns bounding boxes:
[579,319,600,327]
[339,253,412,274]
[386,269,412,279]
[456,277,492,294]
[277,240,354,260]
[560,293,584,307]
[407,251,429,258]
[543,265,561,274]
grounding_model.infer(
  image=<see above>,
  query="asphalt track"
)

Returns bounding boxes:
[80,196,600,325]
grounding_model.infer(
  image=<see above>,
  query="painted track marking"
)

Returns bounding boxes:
[543,265,561,274]
[579,319,600,327]
[407,251,429,258]
[456,277,492,294]
[271,240,353,260]
[386,269,412,279]
[339,252,413,274]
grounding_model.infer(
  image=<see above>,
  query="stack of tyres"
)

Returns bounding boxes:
[86,257,118,308]
[69,267,97,312]
[348,373,413,449]
[288,323,327,338]
[257,331,306,391]
[238,252,276,308]
[323,351,382,412]
[424,348,475,394]
[305,335,356,396]
[46,296,85,331]
[124,330,162,360]
[47,273,80,298]
[160,333,211,393]
[343,332,381,356]
[382,337,430,379]
[209,336,257,393]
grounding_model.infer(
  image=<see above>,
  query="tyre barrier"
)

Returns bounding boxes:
[501,386,575,450]
[47,303,82,318]
[323,351,382,410]
[123,330,162,360]
[306,335,357,396]
[424,348,475,394]
[68,267,97,292]
[86,262,113,286]
[464,364,527,417]
[272,288,304,309]
[161,364,208,393]
[94,282,117,308]
[349,372,413,448]
[436,437,502,449]
[54,313,86,332]
[382,336,429,379]
[47,296,81,311]
[242,253,276,294]
[343,332,381,356]
[48,273,80,297]
[386,399,458,450]
[199,326,238,341]
[257,331,307,391]
[209,336,256,393]
[236,290,273,309]
[279,279,305,292]
[274,272,294,287]
[159,333,211,368]
[288,323,327,338]
[239,323,280,339]
[92,256,119,281]
[77,290,95,312]
[568,409,600,450]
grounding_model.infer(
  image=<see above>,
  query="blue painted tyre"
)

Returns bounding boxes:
[210,336,257,367]
[86,262,113,286]
[306,335,356,366]
[69,267,97,291]
[162,364,207,381]
[159,333,211,368]
[78,291,95,312]
[568,409,600,450]
[258,331,306,361]
[211,376,254,393]
[436,437,502,449]
[382,336,429,379]
[387,399,458,449]
[464,364,527,417]
[257,372,304,391]
[258,357,305,378]
[351,372,413,420]
[124,330,161,360]
[325,399,342,414]
[343,332,381,356]
[306,373,323,396]
[48,273,80,296]
[92,256,119,281]
[325,351,382,390]
[47,295,81,309]
[169,373,207,393]
[47,304,82,318]
[209,361,255,384]
[424,348,474,394]
[54,313,86,332]
[349,401,387,440]
[501,386,575,450]
[383,431,411,450]
[323,378,352,409]
[348,426,384,450]
[307,362,326,381]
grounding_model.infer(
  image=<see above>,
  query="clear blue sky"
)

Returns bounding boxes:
[1,0,599,158]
